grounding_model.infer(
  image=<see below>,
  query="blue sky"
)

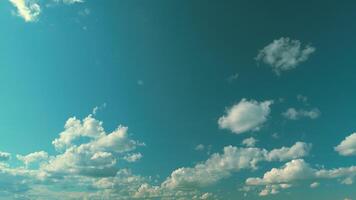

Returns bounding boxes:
[1,0,356,199]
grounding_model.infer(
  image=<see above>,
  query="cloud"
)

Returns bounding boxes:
[9,0,84,22]
[246,159,356,196]
[335,133,356,156]
[161,142,310,189]
[246,159,314,186]
[0,152,11,162]
[9,0,41,22]
[227,73,239,82]
[242,137,258,147]
[17,151,49,167]
[282,107,320,120]
[310,182,319,188]
[266,142,311,162]
[52,0,84,5]
[297,94,308,103]
[195,144,205,151]
[123,153,143,163]
[218,99,273,134]
[256,37,315,75]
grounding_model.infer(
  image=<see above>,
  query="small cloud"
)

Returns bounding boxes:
[242,137,258,147]
[335,133,356,156]
[297,94,308,103]
[78,8,90,17]
[227,73,239,82]
[310,182,319,188]
[218,99,273,134]
[123,153,143,163]
[256,37,315,75]
[282,108,320,120]
[272,133,279,139]
[195,144,205,151]
[92,103,107,115]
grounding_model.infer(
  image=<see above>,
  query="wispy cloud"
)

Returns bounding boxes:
[9,0,41,22]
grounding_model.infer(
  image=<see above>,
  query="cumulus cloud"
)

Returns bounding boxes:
[246,159,356,196]
[218,99,273,134]
[266,142,311,162]
[162,142,310,189]
[335,133,356,156]
[9,0,41,22]
[282,107,320,120]
[256,37,315,75]
[17,151,49,167]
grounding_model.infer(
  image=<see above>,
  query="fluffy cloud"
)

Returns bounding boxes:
[41,115,144,177]
[17,151,49,167]
[218,99,273,134]
[256,37,315,75]
[162,142,310,189]
[246,159,314,186]
[266,142,311,162]
[9,0,41,22]
[246,159,356,196]
[282,108,320,120]
[335,133,356,156]
[0,152,11,162]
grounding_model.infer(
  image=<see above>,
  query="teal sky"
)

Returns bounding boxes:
[1,1,356,199]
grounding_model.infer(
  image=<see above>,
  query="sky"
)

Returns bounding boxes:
[1,0,356,199]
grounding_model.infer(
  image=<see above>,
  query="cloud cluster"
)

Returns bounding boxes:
[256,37,315,75]
[218,99,273,134]
[162,142,310,189]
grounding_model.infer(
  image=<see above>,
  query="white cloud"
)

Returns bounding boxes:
[123,153,143,163]
[266,142,311,162]
[246,159,314,186]
[282,107,320,120]
[335,133,356,156]
[310,182,319,188]
[9,0,84,22]
[0,152,11,162]
[162,142,310,189]
[242,137,258,147]
[195,144,205,151]
[17,151,48,167]
[9,0,41,22]
[246,159,356,196]
[256,37,315,75]
[218,99,273,134]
